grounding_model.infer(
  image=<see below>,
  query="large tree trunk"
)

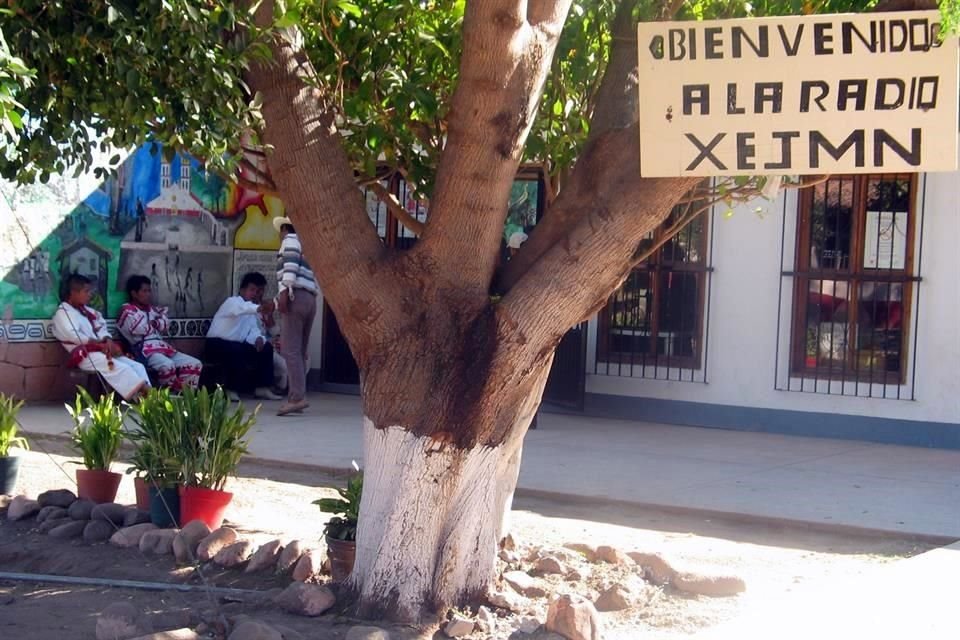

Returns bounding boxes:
[349,358,550,622]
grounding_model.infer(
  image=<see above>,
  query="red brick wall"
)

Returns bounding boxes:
[0,339,208,401]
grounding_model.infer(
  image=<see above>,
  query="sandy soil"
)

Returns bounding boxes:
[0,437,932,640]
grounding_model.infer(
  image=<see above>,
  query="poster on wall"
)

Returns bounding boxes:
[0,143,287,341]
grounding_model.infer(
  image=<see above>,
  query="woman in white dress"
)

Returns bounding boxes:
[51,274,151,401]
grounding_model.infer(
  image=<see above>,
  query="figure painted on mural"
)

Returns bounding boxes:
[51,273,151,401]
[164,255,172,291]
[205,271,281,402]
[149,263,161,292]
[273,216,318,416]
[196,269,204,312]
[117,275,202,392]
[35,250,51,301]
[184,267,193,292]
[135,198,146,242]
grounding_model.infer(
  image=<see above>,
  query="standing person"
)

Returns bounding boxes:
[273,216,318,416]
[205,272,281,401]
[52,274,151,400]
[118,275,202,391]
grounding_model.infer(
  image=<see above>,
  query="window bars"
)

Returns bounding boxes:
[774,174,925,400]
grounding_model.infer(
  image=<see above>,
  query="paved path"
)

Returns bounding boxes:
[698,540,960,639]
[18,392,960,540]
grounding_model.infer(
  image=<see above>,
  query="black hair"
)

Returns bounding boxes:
[125,274,151,297]
[240,272,267,289]
[60,273,91,302]
[281,223,296,234]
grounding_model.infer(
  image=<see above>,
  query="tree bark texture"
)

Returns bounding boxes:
[246,0,707,622]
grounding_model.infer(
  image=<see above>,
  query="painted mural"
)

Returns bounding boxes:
[0,143,285,341]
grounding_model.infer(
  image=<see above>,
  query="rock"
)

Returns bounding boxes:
[214,540,254,568]
[269,624,305,640]
[49,519,87,539]
[546,594,603,640]
[627,552,677,586]
[503,570,548,598]
[595,584,633,612]
[96,602,143,640]
[84,519,116,543]
[534,556,567,576]
[345,627,391,640]
[245,539,283,573]
[36,505,68,523]
[444,614,475,637]
[139,529,178,555]
[123,509,152,527]
[499,549,521,563]
[228,620,282,640]
[488,589,528,612]
[7,496,41,521]
[126,630,198,640]
[595,545,633,566]
[672,572,746,597]
[292,550,320,582]
[275,540,303,574]
[563,543,598,563]
[173,520,212,563]
[38,515,72,533]
[501,533,517,551]
[92,502,128,525]
[476,606,496,633]
[38,489,77,508]
[567,566,592,582]
[111,523,159,548]
[69,499,96,520]
[197,526,237,561]
[273,582,336,617]
[514,616,542,634]
[0,494,12,515]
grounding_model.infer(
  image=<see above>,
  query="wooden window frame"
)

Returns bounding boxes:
[789,173,918,385]
[596,208,710,371]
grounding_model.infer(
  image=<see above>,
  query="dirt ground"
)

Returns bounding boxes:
[0,436,934,640]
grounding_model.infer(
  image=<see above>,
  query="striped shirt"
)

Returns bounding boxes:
[276,233,318,296]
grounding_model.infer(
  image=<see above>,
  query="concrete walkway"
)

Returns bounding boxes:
[17,392,960,541]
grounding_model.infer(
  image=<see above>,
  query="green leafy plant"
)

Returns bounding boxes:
[314,470,364,542]
[66,387,125,471]
[0,392,28,457]
[126,387,183,486]
[178,387,258,492]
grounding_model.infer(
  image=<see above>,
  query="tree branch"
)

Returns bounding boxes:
[246,0,398,352]
[368,180,425,236]
[417,0,573,302]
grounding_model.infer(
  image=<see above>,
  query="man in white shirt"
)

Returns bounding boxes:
[206,272,280,400]
[51,273,151,400]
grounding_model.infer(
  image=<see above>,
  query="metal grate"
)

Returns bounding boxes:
[594,206,715,383]
[774,174,925,400]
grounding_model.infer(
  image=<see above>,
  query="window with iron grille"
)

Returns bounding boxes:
[595,203,713,381]
[784,173,920,394]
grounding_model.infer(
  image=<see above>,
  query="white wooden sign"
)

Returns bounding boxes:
[637,11,959,176]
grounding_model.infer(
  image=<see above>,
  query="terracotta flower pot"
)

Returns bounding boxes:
[179,485,233,530]
[76,469,122,504]
[326,535,357,582]
[133,477,151,511]
[0,455,21,495]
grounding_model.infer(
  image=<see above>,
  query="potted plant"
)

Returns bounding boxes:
[178,387,257,529]
[127,388,183,527]
[0,393,28,495]
[313,468,363,582]
[66,387,126,503]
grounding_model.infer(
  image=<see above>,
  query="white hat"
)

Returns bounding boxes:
[272,216,293,232]
[507,231,528,249]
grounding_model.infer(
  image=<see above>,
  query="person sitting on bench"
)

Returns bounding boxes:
[117,275,202,392]
[51,273,151,401]
[206,272,281,401]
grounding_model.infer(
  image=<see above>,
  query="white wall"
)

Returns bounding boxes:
[586,169,960,425]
